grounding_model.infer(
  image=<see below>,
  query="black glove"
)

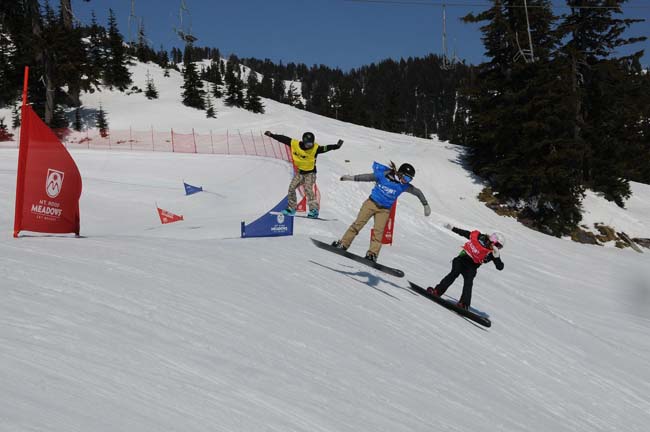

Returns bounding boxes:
[264,131,272,137]
[337,139,344,146]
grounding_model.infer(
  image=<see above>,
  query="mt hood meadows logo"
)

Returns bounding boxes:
[46,169,64,198]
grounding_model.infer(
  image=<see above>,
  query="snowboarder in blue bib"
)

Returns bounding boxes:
[264,130,343,218]
[332,161,431,262]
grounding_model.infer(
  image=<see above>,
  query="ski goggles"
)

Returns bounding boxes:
[397,173,412,183]
[489,234,503,249]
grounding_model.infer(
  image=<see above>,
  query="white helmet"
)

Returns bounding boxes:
[489,232,505,248]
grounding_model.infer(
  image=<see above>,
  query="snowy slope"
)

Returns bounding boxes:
[1,61,650,432]
[77,61,310,135]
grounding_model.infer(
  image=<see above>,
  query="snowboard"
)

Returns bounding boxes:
[310,238,405,278]
[294,215,337,221]
[408,281,492,327]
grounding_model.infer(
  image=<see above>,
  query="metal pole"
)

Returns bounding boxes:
[239,130,247,155]
[524,0,535,61]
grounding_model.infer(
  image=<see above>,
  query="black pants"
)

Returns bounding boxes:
[436,255,478,306]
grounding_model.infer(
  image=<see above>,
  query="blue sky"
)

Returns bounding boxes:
[71,0,650,70]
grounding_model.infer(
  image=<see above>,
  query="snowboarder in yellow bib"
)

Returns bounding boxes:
[264,131,343,218]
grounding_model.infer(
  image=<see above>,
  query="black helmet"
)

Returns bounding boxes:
[398,163,415,179]
[302,132,315,147]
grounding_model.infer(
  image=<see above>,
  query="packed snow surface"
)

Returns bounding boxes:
[1,61,649,431]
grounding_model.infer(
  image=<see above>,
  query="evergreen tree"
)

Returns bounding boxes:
[201,60,223,97]
[286,82,300,107]
[209,47,221,61]
[103,9,132,90]
[135,19,156,63]
[212,78,222,99]
[461,0,586,234]
[214,65,224,89]
[73,107,82,131]
[205,93,216,118]
[0,22,17,107]
[28,0,57,124]
[328,86,342,120]
[224,56,245,107]
[259,74,273,99]
[96,104,109,137]
[245,72,265,113]
[557,0,646,207]
[84,11,106,91]
[156,45,169,69]
[50,104,68,130]
[170,47,182,64]
[623,62,650,185]
[54,0,85,106]
[144,70,159,99]
[12,103,20,128]
[271,74,285,103]
[181,44,205,109]
[0,117,12,141]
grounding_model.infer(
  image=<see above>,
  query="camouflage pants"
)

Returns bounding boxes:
[287,172,318,211]
[341,198,390,256]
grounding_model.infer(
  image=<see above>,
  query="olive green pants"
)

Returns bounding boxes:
[341,198,390,256]
[287,172,318,211]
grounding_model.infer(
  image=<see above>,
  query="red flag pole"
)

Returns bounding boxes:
[13,66,30,237]
[21,66,28,107]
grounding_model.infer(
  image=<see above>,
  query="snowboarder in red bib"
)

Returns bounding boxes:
[428,225,505,309]
[264,130,343,218]
[331,161,431,262]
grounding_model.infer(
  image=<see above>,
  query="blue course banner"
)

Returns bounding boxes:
[241,197,294,238]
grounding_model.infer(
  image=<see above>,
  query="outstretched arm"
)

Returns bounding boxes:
[317,139,343,154]
[264,131,292,147]
[405,185,431,216]
[340,173,375,182]
[444,225,471,239]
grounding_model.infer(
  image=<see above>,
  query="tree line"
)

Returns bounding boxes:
[460,0,650,235]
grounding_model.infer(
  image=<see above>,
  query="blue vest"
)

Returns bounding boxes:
[369,162,410,208]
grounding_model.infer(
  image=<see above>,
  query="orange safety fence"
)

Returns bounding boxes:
[1,127,292,163]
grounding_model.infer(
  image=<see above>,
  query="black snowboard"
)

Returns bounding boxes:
[408,281,492,327]
[310,238,405,278]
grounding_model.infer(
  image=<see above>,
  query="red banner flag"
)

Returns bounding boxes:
[371,202,397,245]
[13,67,83,237]
[157,207,184,224]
